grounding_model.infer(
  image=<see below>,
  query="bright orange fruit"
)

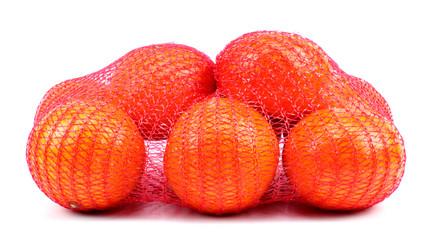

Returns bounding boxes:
[344,73,393,121]
[164,97,279,215]
[34,77,106,125]
[26,100,147,211]
[215,30,340,119]
[106,43,216,140]
[282,107,406,211]
[34,79,82,124]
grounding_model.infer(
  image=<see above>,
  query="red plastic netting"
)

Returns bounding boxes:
[26,31,406,215]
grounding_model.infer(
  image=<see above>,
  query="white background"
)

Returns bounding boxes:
[1,0,433,239]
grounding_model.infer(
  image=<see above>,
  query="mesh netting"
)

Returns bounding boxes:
[26,31,406,215]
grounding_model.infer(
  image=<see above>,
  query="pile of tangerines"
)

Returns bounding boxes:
[26,31,406,215]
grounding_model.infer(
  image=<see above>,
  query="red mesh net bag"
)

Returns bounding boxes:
[26,31,406,215]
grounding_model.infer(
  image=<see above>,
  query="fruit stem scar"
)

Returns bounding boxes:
[69,201,80,209]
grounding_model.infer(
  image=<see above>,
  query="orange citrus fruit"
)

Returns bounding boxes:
[282,107,406,210]
[106,43,216,140]
[34,77,106,124]
[344,73,393,121]
[26,100,147,211]
[321,74,378,112]
[34,79,82,124]
[215,30,340,119]
[164,97,279,215]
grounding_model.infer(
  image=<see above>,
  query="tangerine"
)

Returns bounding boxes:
[164,97,279,215]
[344,74,393,121]
[282,107,406,210]
[34,77,106,124]
[106,43,216,140]
[26,100,147,211]
[215,30,340,119]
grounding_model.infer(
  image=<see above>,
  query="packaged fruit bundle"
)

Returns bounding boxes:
[26,31,406,215]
